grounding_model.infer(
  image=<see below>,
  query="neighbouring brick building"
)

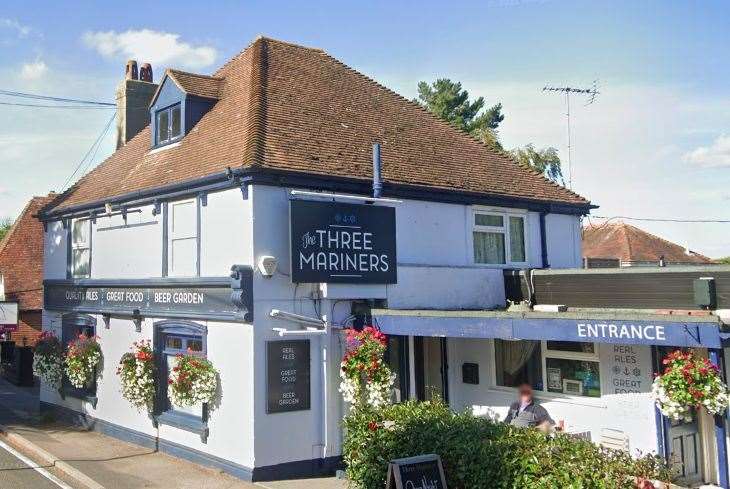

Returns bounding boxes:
[0,194,55,346]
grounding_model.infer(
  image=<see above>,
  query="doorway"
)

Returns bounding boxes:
[669,411,703,486]
[414,337,449,403]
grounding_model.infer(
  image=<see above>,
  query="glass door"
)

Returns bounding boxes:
[414,337,449,403]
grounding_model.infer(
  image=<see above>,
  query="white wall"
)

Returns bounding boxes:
[447,338,658,455]
[545,213,582,268]
[44,220,67,279]
[93,205,161,278]
[246,185,584,469]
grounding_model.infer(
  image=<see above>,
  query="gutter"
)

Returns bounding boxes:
[37,167,597,222]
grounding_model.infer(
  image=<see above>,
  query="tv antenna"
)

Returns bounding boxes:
[542,81,599,189]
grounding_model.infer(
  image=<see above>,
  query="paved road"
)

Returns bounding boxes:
[0,439,76,489]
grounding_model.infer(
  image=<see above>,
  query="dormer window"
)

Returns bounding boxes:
[156,104,182,145]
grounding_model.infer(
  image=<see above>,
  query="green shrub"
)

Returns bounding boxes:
[343,400,672,489]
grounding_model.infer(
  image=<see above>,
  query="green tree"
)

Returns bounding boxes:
[716,257,730,264]
[416,78,504,149]
[417,78,565,184]
[510,144,564,184]
[0,217,12,242]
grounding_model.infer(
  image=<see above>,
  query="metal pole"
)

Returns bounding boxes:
[710,348,729,488]
[566,92,572,189]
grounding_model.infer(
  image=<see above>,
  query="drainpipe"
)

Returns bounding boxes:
[709,348,729,488]
[372,143,383,198]
[539,212,549,269]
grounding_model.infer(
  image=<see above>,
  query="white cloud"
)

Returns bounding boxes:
[683,135,730,168]
[0,18,31,38]
[19,59,48,81]
[82,29,217,70]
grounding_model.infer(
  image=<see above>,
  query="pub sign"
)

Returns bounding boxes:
[289,200,397,284]
[0,302,18,333]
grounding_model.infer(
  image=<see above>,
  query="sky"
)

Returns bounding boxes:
[1,0,729,257]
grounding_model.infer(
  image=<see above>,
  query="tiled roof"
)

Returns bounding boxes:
[0,194,56,310]
[44,37,591,214]
[582,221,713,264]
[165,69,223,100]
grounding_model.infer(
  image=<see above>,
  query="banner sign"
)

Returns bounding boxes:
[44,274,253,322]
[0,302,18,332]
[374,312,723,349]
[266,339,311,414]
[386,454,447,489]
[290,200,397,284]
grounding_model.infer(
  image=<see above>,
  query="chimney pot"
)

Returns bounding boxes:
[125,60,138,80]
[140,63,153,83]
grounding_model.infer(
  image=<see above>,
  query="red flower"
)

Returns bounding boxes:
[368,421,378,432]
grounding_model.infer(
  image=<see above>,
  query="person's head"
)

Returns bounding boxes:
[517,383,533,403]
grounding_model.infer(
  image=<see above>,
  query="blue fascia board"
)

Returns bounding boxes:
[374,313,723,348]
[39,167,594,221]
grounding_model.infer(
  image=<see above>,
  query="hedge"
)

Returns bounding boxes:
[343,400,672,489]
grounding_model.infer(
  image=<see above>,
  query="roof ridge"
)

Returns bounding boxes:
[622,221,706,258]
[0,196,50,257]
[167,68,224,81]
[241,37,268,167]
[315,50,589,205]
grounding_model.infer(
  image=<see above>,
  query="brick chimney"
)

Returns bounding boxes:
[115,60,158,149]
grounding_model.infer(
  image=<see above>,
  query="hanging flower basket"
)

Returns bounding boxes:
[65,334,102,389]
[168,354,218,407]
[32,331,64,388]
[652,350,730,421]
[117,340,156,411]
[339,326,396,409]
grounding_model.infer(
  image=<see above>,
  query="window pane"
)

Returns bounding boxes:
[475,214,504,227]
[170,238,197,277]
[171,200,197,237]
[495,339,542,390]
[386,336,406,403]
[546,341,595,354]
[166,354,203,416]
[473,231,505,264]
[187,339,203,352]
[171,105,181,138]
[165,337,183,350]
[72,249,90,278]
[158,110,169,142]
[509,216,526,262]
[545,357,601,397]
[72,220,88,245]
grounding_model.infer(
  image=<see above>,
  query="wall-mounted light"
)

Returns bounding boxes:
[258,256,278,277]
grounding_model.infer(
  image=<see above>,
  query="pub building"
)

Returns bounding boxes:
[37,36,730,486]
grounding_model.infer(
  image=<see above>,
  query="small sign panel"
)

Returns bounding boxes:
[290,200,397,284]
[0,302,18,332]
[267,340,311,413]
[386,454,447,489]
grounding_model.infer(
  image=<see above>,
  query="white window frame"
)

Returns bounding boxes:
[491,339,602,403]
[70,218,91,279]
[167,198,199,277]
[470,207,528,267]
[156,103,182,146]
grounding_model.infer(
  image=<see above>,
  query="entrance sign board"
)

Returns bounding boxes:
[386,454,447,489]
[289,200,397,284]
[374,312,723,349]
[0,302,18,332]
[266,339,311,413]
[44,274,253,322]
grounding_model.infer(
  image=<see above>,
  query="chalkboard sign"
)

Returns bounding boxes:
[386,454,447,489]
[289,199,397,284]
[266,340,311,413]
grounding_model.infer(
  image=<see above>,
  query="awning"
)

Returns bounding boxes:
[372,309,726,348]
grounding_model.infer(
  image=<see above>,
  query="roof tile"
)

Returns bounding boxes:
[45,37,590,214]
